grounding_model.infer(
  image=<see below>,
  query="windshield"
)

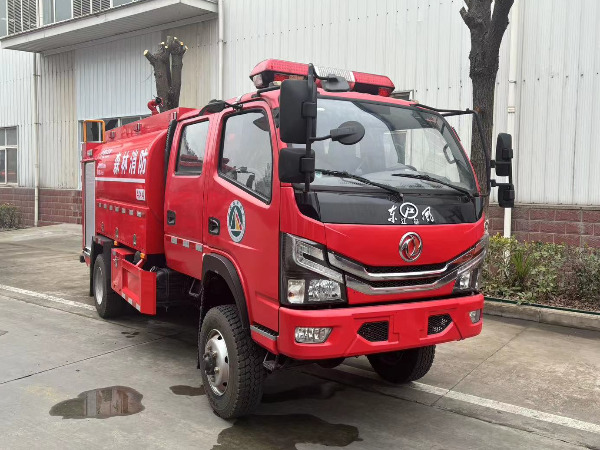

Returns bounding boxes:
[297,99,477,193]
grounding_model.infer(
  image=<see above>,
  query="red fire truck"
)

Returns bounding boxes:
[80,59,515,418]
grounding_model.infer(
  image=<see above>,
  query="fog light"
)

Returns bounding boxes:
[308,279,342,302]
[295,327,332,344]
[469,309,481,323]
[458,271,472,290]
[287,279,305,304]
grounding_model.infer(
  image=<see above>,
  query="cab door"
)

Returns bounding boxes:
[204,104,280,331]
[164,117,211,279]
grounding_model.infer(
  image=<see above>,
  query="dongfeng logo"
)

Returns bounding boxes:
[399,232,423,262]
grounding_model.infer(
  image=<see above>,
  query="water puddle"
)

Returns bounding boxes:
[49,386,144,419]
[213,414,360,450]
[262,382,344,403]
[170,385,206,396]
[121,331,140,338]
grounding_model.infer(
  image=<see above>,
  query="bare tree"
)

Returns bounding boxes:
[144,36,188,112]
[460,0,514,209]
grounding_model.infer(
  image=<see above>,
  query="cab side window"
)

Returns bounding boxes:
[176,120,209,175]
[219,110,272,201]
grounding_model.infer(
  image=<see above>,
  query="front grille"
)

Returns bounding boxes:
[358,321,389,342]
[428,314,452,335]
[364,262,447,274]
[362,278,435,289]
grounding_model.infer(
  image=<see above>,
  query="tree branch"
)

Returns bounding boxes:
[488,0,514,57]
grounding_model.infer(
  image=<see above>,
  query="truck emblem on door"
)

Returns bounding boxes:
[399,232,423,262]
[227,200,246,243]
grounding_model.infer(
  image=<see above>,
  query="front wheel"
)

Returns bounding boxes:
[199,305,266,419]
[367,345,436,383]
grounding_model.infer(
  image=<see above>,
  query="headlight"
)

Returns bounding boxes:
[281,234,346,305]
[452,235,488,294]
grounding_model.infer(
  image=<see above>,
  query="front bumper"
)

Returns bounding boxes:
[277,294,484,360]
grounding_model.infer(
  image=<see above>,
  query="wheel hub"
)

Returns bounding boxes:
[203,329,229,396]
[94,265,104,306]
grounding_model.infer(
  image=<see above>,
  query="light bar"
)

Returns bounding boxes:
[249,59,395,97]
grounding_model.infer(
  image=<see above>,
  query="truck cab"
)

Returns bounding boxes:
[81,59,515,419]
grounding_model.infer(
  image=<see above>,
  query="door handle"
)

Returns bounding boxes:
[167,210,176,225]
[208,217,220,235]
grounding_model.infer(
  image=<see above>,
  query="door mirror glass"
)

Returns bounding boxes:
[330,121,365,146]
[495,133,513,177]
[498,183,515,208]
[279,147,315,184]
[279,79,316,144]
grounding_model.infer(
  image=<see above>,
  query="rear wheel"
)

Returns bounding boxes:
[367,345,436,383]
[199,305,265,419]
[93,254,124,319]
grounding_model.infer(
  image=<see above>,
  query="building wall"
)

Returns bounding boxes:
[0,49,35,187]
[75,31,161,120]
[2,0,600,238]
[38,51,79,189]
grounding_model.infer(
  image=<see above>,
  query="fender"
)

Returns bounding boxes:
[202,253,250,330]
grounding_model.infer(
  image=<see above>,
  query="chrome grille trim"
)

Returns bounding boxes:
[328,238,486,282]
[346,250,486,295]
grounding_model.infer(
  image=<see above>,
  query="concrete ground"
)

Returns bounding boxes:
[1,225,599,450]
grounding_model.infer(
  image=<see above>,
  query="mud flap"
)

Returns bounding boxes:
[111,248,157,315]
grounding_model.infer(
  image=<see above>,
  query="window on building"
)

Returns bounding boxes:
[176,121,209,175]
[0,127,18,184]
[102,115,147,131]
[219,110,272,201]
[392,90,413,101]
[0,0,7,37]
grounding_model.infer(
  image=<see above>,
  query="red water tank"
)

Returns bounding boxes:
[93,108,195,254]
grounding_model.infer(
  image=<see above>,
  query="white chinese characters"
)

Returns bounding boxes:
[112,149,148,176]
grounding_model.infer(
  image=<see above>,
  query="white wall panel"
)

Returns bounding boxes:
[75,31,161,120]
[168,19,219,108]
[38,51,79,189]
[0,49,35,187]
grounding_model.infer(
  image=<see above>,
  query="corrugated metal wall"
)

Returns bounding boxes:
[38,51,78,189]
[75,31,161,120]
[0,49,34,186]
[515,0,600,206]
[168,20,219,107]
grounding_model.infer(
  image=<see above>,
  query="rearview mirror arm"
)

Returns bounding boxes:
[303,64,318,196]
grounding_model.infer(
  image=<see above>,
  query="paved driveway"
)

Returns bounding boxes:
[1,225,599,449]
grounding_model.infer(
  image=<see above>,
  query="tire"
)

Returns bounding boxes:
[93,254,124,319]
[199,305,266,419]
[367,345,436,383]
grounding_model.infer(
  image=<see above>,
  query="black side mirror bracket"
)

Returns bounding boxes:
[492,132,515,208]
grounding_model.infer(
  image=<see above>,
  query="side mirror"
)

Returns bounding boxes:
[200,100,228,114]
[330,121,365,145]
[279,148,315,183]
[279,79,316,144]
[83,120,105,143]
[498,184,515,208]
[495,133,513,177]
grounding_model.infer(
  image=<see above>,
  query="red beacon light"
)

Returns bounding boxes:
[249,59,395,97]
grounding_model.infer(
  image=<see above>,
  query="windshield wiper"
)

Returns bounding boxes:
[315,169,403,200]
[391,173,476,198]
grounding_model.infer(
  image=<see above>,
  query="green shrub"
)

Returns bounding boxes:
[0,203,21,229]
[482,234,599,310]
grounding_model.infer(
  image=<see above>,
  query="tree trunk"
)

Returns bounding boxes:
[144,37,187,113]
[471,74,496,204]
